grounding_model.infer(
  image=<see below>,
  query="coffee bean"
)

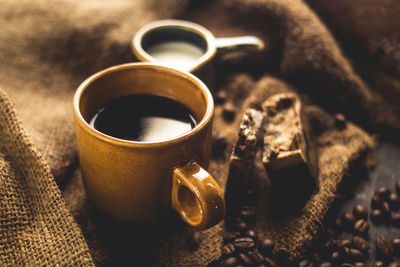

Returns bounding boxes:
[353,204,368,220]
[224,232,241,243]
[391,212,400,226]
[396,180,400,195]
[354,263,367,267]
[382,201,391,215]
[238,253,252,265]
[245,229,257,239]
[392,238,400,256]
[371,209,384,224]
[319,262,333,267]
[352,236,369,251]
[236,220,249,232]
[222,256,239,267]
[389,193,400,210]
[259,238,274,256]
[388,262,400,267]
[376,236,394,258]
[354,219,369,234]
[345,248,365,261]
[330,251,341,262]
[188,230,201,250]
[334,114,346,129]
[221,243,236,257]
[338,238,352,248]
[264,257,279,267]
[299,259,314,267]
[240,206,257,224]
[324,239,338,252]
[222,103,236,121]
[215,90,228,105]
[371,194,383,209]
[244,189,258,206]
[342,213,356,232]
[233,237,255,252]
[372,261,385,267]
[376,187,391,200]
[340,263,354,267]
[248,250,265,264]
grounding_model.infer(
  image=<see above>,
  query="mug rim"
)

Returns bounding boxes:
[131,19,217,73]
[72,62,214,148]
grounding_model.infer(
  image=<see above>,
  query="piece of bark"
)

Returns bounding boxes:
[262,93,318,190]
[225,108,264,216]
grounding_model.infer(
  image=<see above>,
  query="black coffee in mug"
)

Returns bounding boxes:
[89,94,197,142]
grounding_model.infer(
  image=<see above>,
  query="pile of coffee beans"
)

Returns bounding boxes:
[207,189,287,267]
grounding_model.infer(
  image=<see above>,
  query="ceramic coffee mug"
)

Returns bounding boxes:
[131,19,264,86]
[73,63,225,229]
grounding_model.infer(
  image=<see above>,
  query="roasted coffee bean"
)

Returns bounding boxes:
[221,256,239,267]
[354,219,369,234]
[221,243,236,257]
[392,238,400,256]
[248,250,265,264]
[376,236,394,258]
[215,90,228,105]
[372,261,385,267]
[240,206,257,224]
[388,262,400,267]
[382,201,391,215]
[207,259,220,267]
[259,238,274,256]
[222,103,236,121]
[371,209,385,224]
[244,189,258,206]
[238,253,252,265]
[334,113,346,129]
[338,238,352,248]
[188,230,201,250]
[345,248,365,261]
[265,257,279,267]
[371,194,383,209]
[391,212,400,226]
[342,213,356,231]
[389,193,400,210]
[224,232,241,243]
[353,204,368,220]
[396,180,400,195]
[245,229,257,239]
[352,236,369,251]
[236,220,249,232]
[330,251,341,262]
[299,259,314,267]
[319,262,333,267]
[376,187,391,200]
[340,263,354,267]
[324,239,338,252]
[233,237,255,252]
[354,263,367,267]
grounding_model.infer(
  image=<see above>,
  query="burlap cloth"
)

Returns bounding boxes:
[0,0,399,266]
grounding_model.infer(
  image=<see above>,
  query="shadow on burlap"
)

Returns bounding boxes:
[1,0,399,266]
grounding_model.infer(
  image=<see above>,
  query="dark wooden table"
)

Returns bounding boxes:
[335,142,400,264]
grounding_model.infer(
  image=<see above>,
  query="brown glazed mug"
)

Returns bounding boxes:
[72,63,225,229]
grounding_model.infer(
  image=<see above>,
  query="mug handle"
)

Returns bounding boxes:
[215,36,265,53]
[171,161,226,230]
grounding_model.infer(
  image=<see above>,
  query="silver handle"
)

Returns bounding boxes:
[215,36,265,53]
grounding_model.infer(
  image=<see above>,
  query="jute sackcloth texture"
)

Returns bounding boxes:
[0,0,399,266]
